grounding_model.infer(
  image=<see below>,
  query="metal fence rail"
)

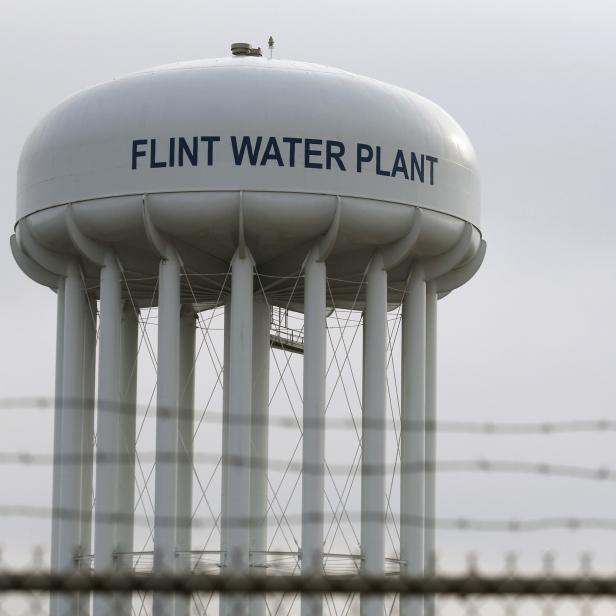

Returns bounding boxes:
[4,572,616,596]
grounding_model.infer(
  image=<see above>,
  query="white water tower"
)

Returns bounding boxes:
[11,43,485,616]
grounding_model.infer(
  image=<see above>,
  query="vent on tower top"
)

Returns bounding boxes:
[231,43,262,57]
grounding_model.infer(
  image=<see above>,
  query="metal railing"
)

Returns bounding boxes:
[270,305,304,353]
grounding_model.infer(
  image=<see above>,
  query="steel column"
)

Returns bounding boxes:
[93,254,124,616]
[425,282,438,616]
[301,248,327,616]
[51,279,65,569]
[80,291,97,616]
[116,303,139,568]
[153,249,181,616]
[222,250,254,616]
[361,253,387,616]
[57,262,89,570]
[177,306,196,558]
[219,301,231,616]
[221,301,231,561]
[176,306,196,616]
[400,270,426,616]
[54,263,96,615]
[250,296,271,616]
[50,278,65,616]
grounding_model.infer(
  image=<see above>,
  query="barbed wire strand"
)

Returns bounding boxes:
[2,396,616,435]
[3,452,616,484]
[4,506,616,533]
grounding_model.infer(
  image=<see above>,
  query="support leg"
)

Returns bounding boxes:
[115,303,139,615]
[153,250,181,616]
[361,254,387,616]
[59,266,85,554]
[301,248,327,616]
[50,279,65,616]
[116,303,139,563]
[79,291,97,616]
[55,263,95,615]
[400,270,426,616]
[93,255,124,616]
[425,282,438,616]
[221,301,231,566]
[176,306,196,616]
[250,296,271,616]
[222,250,254,616]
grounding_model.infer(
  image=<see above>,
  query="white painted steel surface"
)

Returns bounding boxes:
[53,262,96,615]
[153,249,181,616]
[117,303,138,568]
[15,55,482,311]
[93,254,123,616]
[177,308,196,567]
[176,307,196,616]
[50,279,64,616]
[17,58,479,227]
[80,287,96,589]
[301,248,327,616]
[425,282,438,616]
[58,262,90,571]
[250,297,271,616]
[222,251,254,616]
[361,253,387,616]
[51,278,65,570]
[221,302,231,564]
[400,270,426,616]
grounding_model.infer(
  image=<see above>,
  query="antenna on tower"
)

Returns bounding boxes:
[268,36,275,59]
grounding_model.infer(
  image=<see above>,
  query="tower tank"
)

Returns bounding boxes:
[12,45,486,616]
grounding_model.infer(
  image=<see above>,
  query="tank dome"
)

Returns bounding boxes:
[17,56,479,226]
[14,56,483,306]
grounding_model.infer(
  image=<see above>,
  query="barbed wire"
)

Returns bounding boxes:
[3,505,616,533]
[2,449,616,485]
[1,396,615,435]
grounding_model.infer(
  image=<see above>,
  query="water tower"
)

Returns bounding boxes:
[11,44,485,616]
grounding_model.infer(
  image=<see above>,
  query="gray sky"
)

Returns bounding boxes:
[1,0,615,573]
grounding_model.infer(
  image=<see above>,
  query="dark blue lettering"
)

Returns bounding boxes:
[282,137,302,167]
[231,136,262,166]
[131,139,147,170]
[426,155,438,185]
[356,143,373,172]
[200,136,220,166]
[326,140,346,171]
[375,146,391,177]
[391,149,409,179]
[411,153,424,182]
[179,137,198,166]
[304,138,323,169]
[168,137,175,168]
[150,139,166,168]
[260,136,284,166]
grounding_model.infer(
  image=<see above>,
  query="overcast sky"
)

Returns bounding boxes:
[0,0,615,574]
